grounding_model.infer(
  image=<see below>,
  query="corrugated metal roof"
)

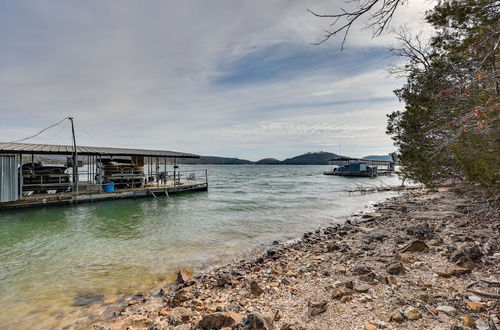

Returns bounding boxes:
[0,142,199,158]
[329,157,393,164]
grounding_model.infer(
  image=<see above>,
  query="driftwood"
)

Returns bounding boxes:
[466,289,500,300]
[345,184,422,194]
[466,279,500,289]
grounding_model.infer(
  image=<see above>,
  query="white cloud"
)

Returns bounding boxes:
[0,0,433,160]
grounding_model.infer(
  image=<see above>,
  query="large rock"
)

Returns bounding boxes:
[177,269,193,283]
[197,312,244,329]
[308,300,328,316]
[449,244,483,265]
[240,313,274,330]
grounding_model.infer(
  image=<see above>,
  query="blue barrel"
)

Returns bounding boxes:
[102,181,114,192]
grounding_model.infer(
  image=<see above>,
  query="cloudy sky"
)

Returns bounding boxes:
[0,1,433,160]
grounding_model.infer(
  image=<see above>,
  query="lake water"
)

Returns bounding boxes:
[0,165,401,329]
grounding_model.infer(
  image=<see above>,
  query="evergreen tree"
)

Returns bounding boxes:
[387,0,499,188]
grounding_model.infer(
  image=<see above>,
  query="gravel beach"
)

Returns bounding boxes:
[87,186,499,330]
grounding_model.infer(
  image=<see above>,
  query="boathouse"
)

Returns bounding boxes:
[0,142,207,209]
[323,156,395,177]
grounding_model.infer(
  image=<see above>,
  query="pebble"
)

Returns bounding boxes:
[466,301,485,313]
[436,305,457,316]
[404,307,422,320]
[463,315,476,328]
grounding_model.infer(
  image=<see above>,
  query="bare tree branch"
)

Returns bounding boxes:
[309,0,406,49]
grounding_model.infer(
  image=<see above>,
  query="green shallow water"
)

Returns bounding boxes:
[0,165,401,328]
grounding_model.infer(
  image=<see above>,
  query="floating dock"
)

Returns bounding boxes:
[0,142,208,210]
[323,156,395,177]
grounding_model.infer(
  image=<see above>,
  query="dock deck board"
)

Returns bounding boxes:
[0,181,208,210]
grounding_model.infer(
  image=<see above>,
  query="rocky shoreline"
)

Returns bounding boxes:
[88,187,499,330]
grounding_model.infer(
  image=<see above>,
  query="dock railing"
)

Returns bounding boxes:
[72,168,208,193]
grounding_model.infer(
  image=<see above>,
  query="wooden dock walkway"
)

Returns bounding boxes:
[0,181,208,210]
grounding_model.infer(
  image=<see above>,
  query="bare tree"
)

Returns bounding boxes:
[309,0,406,49]
[388,27,432,76]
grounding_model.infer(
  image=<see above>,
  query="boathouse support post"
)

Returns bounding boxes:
[156,157,159,188]
[19,153,23,199]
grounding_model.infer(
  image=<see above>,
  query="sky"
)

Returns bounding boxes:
[0,0,434,161]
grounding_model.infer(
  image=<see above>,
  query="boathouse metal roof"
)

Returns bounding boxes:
[329,157,393,164]
[0,142,200,158]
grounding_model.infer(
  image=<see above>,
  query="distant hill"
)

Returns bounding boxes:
[180,156,253,165]
[281,152,340,165]
[363,155,394,162]
[179,152,396,165]
[255,158,282,165]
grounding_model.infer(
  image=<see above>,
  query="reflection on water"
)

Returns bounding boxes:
[0,165,401,328]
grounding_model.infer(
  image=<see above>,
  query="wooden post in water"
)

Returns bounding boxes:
[68,117,78,197]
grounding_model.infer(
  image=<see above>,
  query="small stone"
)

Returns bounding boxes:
[463,315,476,328]
[340,295,353,303]
[426,305,438,315]
[149,317,169,330]
[249,280,265,296]
[436,305,457,316]
[386,262,405,275]
[467,301,485,313]
[364,324,377,330]
[476,319,489,330]
[387,309,404,322]
[332,287,353,299]
[177,269,193,283]
[168,307,194,324]
[360,272,377,283]
[103,297,116,304]
[280,323,307,330]
[387,276,397,285]
[354,283,370,293]
[216,275,231,287]
[308,300,328,316]
[327,242,340,252]
[353,264,372,275]
[336,281,354,290]
[401,240,430,253]
[359,295,372,303]
[436,266,471,277]
[404,307,422,320]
